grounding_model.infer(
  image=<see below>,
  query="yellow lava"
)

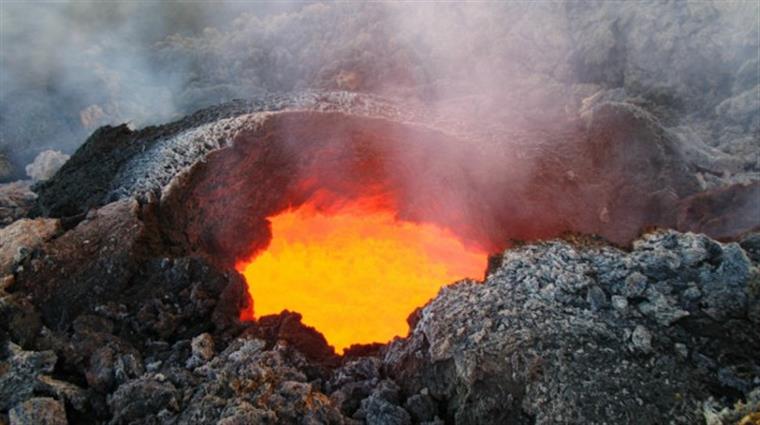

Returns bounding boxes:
[237,197,486,353]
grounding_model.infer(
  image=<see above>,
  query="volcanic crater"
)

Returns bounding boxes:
[1,92,758,424]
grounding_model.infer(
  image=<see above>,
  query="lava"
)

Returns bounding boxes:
[237,193,487,353]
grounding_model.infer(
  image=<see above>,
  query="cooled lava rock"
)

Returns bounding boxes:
[384,231,760,424]
[0,182,36,227]
[1,220,758,424]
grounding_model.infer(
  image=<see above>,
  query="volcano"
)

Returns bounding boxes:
[2,1,759,423]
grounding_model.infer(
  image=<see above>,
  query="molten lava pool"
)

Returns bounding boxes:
[237,196,487,353]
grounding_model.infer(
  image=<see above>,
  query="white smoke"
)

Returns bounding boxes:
[25,150,69,182]
[0,1,757,183]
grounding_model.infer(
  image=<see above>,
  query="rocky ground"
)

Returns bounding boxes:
[1,213,758,424]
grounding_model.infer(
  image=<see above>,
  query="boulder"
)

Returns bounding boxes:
[384,231,760,424]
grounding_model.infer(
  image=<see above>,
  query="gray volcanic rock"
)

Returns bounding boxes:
[0,182,36,227]
[1,2,757,423]
[9,397,67,425]
[2,225,758,423]
[384,230,760,424]
[0,343,58,411]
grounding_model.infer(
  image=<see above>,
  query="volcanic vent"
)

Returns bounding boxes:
[184,112,496,351]
[153,107,516,352]
[27,93,759,354]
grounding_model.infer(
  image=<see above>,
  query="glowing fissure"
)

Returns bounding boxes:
[237,194,487,353]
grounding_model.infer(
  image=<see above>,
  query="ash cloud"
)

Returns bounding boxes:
[1,1,758,185]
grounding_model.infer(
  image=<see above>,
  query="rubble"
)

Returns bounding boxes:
[384,230,760,424]
[0,182,36,227]
[0,218,60,275]
[1,216,757,423]
[9,397,67,425]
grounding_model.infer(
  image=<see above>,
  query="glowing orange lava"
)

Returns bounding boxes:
[236,195,487,353]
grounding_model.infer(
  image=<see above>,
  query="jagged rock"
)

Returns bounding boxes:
[631,325,653,353]
[13,199,249,340]
[12,200,148,324]
[0,342,88,414]
[355,380,411,425]
[622,272,648,298]
[359,396,411,425]
[1,3,758,423]
[404,392,438,423]
[384,230,760,424]
[0,182,36,226]
[0,292,42,347]
[8,397,67,425]
[0,218,60,275]
[185,333,214,369]
[0,343,57,410]
[216,401,276,424]
[703,387,760,425]
[740,233,760,264]
[35,375,88,412]
[254,311,338,365]
[167,338,345,424]
[107,375,179,424]
[3,224,758,424]
[327,358,382,416]
[85,344,144,393]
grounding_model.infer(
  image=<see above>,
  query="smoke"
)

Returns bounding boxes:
[0,1,307,179]
[1,1,757,183]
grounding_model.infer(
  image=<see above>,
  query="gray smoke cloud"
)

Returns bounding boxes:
[1,1,757,184]
[0,1,306,179]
